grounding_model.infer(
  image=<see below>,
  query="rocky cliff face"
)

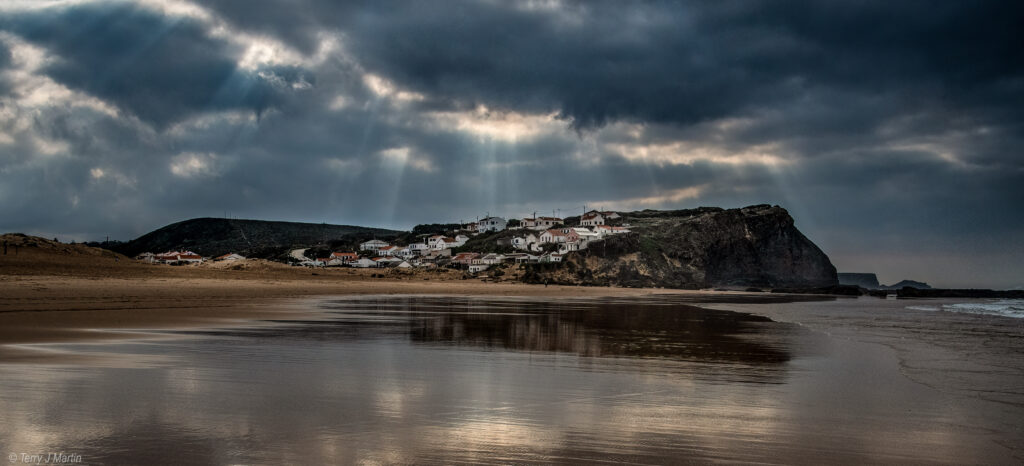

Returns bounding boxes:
[525,205,837,289]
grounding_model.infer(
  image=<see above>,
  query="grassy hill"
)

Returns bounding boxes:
[109,218,402,258]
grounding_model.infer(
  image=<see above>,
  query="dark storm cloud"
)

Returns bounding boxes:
[1,0,1022,287]
[0,3,313,128]
[0,40,10,69]
[201,0,1024,132]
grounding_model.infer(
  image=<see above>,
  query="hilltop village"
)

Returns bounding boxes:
[136,210,630,274]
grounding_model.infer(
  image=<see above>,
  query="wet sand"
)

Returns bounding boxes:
[4,250,1023,463]
[2,294,1021,464]
[0,256,700,351]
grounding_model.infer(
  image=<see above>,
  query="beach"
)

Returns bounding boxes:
[0,248,690,350]
[2,251,1023,464]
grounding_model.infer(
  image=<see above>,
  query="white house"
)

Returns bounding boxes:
[352,257,378,268]
[481,253,506,265]
[511,233,538,251]
[580,210,620,226]
[407,243,430,256]
[559,242,582,254]
[468,264,490,273]
[505,253,538,263]
[571,227,600,241]
[523,216,562,230]
[540,229,579,244]
[374,257,403,267]
[580,211,604,226]
[595,225,631,236]
[377,245,401,256]
[320,257,347,267]
[360,239,389,252]
[428,235,465,250]
[477,217,507,233]
[331,252,359,262]
[155,251,203,265]
[539,252,563,263]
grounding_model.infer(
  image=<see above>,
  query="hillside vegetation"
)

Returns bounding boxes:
[110,218,401,258]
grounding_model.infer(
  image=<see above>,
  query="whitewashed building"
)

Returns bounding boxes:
[512,233,538,251]
[352,257,378,268]
[540,229,579,244]
[359,239,389,252]
[595,225,631,236]
[580,211,604,226]
[477,217,507,233]
[572,227,600,241]
[377,245,401,256]
[481,253,506,265]
[523,216,562,230]
[540,252,563,263]
[408,243,431,255]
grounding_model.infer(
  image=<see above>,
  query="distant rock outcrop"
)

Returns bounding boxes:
[838,273,881,288]
[524,205,838,289]
[881,279,931,290]
[837,273,931,290]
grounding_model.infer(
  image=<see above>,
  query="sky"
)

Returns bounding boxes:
[0,0,1021,289]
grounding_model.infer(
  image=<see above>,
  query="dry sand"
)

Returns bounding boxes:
[0,235,692,351]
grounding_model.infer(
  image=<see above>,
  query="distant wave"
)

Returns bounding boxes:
[907,300,1024,319]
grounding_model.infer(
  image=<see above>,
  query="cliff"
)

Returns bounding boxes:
[524,205,837,289]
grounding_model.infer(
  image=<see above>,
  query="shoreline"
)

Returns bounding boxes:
[0,268,710,352]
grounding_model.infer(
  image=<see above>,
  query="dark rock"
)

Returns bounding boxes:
[881,279,931,290]
[838,272,881,288]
